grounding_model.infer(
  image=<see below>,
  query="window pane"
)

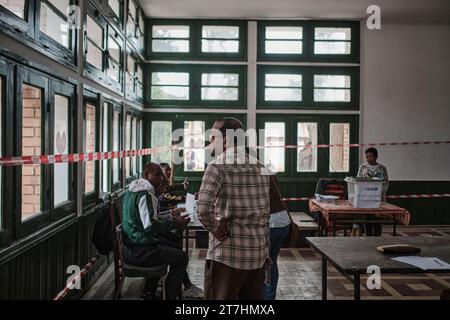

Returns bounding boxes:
[137,65,143,83]
[297,123,317,172]
[40,2,70,48]
[151,121,172,164]
[128,0,136,20]
[263,122,285,172]
[138,120,143,174]
[87,16,103,45]
[139,11,145,32]
[202,25,239,39]
[0,0,26,19]
[315,27,351,40]
[0,77,2,227]
[202,40,239,53]
[314,75,351,102]
[54,95,70,206]
[266,74,302,87]
[108,36,121,61]
[85,104,96,194]
[113,110,120,183]
[22,84,43,221]
[151,72,189,100]
[109,0,121,18]
[330,123,350,172]
[265,88,302,101]
[126,18,135,37]
[201,88,238,101]
[47,0,69,16]
[125,115,131,178]
[266,26,303,39]
[184,121,205,172]
[152,39,189,53]
[315,41,351,55]
[265,41,302,54]
[87,42,103,70]
[132,118,137,175]
[152,72,189,85]
[108,59,120,82]
[102,103,109,194]
[152,25,189,38]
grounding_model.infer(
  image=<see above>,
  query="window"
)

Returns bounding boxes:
[136,63,143,100]
[0,75,2,228]
[53,94,70,206]
[137,9,145,50]
[39,0,71,49]
[151,25,190,53]
[329,123,350,172]
[201,73,239,101]
[258,21,359,62]
[0,0,26,19]
[314,27,351,55]
[314,74,351,102]
[101,102,110,195]
[265,26,303,54]
[126,54,136,98]
[125,114,131,178]
[86,15,105,71]
[151,121,172,164]
[297,122,318,172]
[108,0,122,24]
[263,122,285,173]
[126,0,137,38]
[151,72,190,101]
[131,116,137,176]
[265,73,302,102]
[107,33,123,84]
[112,107,121,185]
[84,103,96,194]
[21,84,43,221]
[138,119,143,175]
[148,20,246,60]
[184,121,205,172]
[201,25,239,53]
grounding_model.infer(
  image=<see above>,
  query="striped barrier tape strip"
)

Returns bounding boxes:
[282,194,450,201]
[53,256,100,301]
[1,140,449,167]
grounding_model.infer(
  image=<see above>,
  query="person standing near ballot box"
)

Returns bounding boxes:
[352,147,390,236]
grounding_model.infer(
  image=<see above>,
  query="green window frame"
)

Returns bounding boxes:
[0,0,34,39]
[147,113,247,179]
[147,20,247,61]
[257,65,359,110]
[257,114,359,179]
[258,20,360,63]
[106,26,124,90]
[147,64,246,108]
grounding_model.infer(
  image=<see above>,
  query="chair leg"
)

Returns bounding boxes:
[161,275,167,300]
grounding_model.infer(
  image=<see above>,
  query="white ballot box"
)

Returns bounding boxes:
[345,177,383,208]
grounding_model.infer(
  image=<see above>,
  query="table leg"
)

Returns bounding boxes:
[322,257,328,300]
[185,229,189,252]
[393,214,397,236]
[354,272,361,300]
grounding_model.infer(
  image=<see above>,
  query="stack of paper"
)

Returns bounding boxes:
[391,256,450,270]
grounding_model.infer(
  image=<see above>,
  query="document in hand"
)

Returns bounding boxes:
[391,256,450,270]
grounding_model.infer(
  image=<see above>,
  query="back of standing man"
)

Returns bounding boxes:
[197,118,271,300]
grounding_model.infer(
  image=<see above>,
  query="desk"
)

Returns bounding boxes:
[184,220,205,252]
[306,236,450,300]
[309,200,411,236]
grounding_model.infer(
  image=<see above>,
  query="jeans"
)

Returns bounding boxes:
[264,225,290,300]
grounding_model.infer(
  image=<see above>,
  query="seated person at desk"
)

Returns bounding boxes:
[352,147,389,236]
[159,163,190,208]
[121,162,190,300]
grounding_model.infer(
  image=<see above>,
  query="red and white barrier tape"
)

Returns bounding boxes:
[53,256,100,301]
[1,140,449,167]
[282,194,450,201]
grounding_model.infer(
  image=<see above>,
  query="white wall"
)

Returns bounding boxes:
[361,23,450,180]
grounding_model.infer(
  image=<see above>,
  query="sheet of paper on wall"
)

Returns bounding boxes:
[391,256,450,270]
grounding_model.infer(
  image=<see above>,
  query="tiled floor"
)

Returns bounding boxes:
[83,226,450,300]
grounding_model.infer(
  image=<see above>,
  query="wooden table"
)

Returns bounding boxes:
[306,236,450,300]
[309,199,411,236]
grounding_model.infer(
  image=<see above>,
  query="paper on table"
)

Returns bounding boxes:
[186,193,196,214]
[391,256,450,270]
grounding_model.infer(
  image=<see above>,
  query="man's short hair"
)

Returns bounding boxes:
[159,162,171,170]
[143,162,163,178]
[216,117,245,136]
[365,147,378,157]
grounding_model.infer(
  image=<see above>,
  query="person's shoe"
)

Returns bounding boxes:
[183,285,204,299]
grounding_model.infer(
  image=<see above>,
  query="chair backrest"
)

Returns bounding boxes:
[315,178,347,200]
[112,224,125,292]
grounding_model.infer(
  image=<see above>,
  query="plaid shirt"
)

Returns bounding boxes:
[197,149,271,270]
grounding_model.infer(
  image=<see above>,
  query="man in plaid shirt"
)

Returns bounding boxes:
[197,118,271,300]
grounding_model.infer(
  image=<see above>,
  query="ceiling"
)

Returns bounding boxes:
[139,0,450,23]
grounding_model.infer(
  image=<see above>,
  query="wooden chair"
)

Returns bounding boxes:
[112,224,168,300]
